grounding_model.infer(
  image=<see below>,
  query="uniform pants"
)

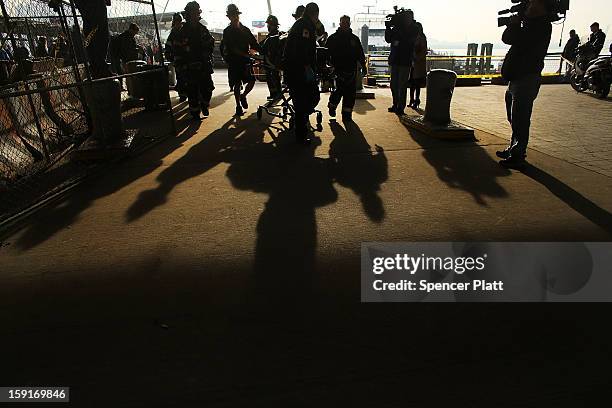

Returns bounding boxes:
[288,76,320,140]
[329,70,357,114]
[266,69,282,98]
[73,0,109,78]
[505,74,541,159]
[186,66,215,115]
[390,64,411,111]
[175,67,187,98]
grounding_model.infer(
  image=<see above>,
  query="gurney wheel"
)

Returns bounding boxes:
[257,107,263,120]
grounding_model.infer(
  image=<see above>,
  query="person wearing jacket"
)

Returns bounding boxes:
[283,2,321,144]
[165,13,187,102]
[408,23,427,110]
[173,1,216,120]
[586,22,607,57]
[326,15,367,122]
[562,29,580,62]
[385,9,419,115]
[222,4,262,117]
[112,24,141,65]
[497,0,553,169]
[261,15,284,101]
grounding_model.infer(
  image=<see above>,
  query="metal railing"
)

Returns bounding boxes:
[0,0,175,227]
[366,52,584,83]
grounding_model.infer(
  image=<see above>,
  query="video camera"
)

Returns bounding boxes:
[385,6,412,29]
[498,0,570,27]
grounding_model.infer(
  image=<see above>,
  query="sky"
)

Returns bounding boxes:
[158,0,612,50]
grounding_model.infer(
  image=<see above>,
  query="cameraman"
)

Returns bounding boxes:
[496,0,553,169]
[385,9,419,115]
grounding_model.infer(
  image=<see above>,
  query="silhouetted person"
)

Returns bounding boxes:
[326,15,366,122]
[562,29,580,62]
[165,13,187,101]
[260,15,283,100]
[283,2,321,144]
[497,0,552,169]
[111,23,141,66]
[585,22,606,57]
[173,1,215,119]
[409,23,427,110]
[385,9,419,115]
[222,4,261,117]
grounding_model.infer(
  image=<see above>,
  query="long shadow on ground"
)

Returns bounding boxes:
[401,116,511,206]
[9,103,201,251]
[329,120,388,223]
[522,164,612,237]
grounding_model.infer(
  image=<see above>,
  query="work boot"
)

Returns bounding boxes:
[190,111,201,120]
[499,155,527,170]
[342,112,353,122]
[496,149,512,159]
[388,106,396,113]
[235,105,244,117]
[201,105,210,117]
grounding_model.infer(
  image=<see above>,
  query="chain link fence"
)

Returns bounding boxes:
[0,0,175,226]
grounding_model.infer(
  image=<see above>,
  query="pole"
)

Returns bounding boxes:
[267,0,272,16]
[150,0,165,65]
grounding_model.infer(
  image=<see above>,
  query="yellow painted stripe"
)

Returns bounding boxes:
[368,56,563,61]
[367,73,562,79]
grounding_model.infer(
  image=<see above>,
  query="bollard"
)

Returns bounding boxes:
[141,65,171,111]
[82,79,124,146]
[424,69,457,125]
[124,60,147,98]
[401,69,474,140]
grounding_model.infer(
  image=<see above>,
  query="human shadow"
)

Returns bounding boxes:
[402,121,511,206]
[353,99,376,115]
[126,114,260,223]
[225,128,338,305]
[522,164,612,237]
[329,120,388,222]
[10,109,203,251]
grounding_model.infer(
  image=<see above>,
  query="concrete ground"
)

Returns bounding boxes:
[450,84,612,178]
[0,78,611,406]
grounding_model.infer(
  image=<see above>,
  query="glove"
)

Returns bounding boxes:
[361,65,368,77]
